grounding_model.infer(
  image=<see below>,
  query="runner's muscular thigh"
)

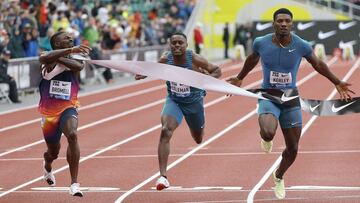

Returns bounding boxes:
[259,113,278,134]
[161,115,179,132]
[63,117,78,137]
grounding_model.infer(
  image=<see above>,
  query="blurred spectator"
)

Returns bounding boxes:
[101,24,122,50]
[97,3,109,25]
[39,28,55,51]
[82,17,100,48]
[245,30,253,56]
[22,23,39,57]
[0,0,196,59]
[233,23,253,54]
[233,24,246,48]
[89,44,113,83]
[7,28,25,58]
[71,8,86,35]
[0,29,10,53]
[193,22,204,54]
[52,11,70,32]
[143,21,158,46]
[0,49,21,103]
[222,22,230,59]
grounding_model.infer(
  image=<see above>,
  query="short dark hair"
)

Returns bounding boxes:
[170,32,187,40]
[50,31,66,49]
[273,8,293,21]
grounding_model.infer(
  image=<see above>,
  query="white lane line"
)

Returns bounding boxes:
[247,57,360,203]
[114,56,338,203]
[0,85,164,133]
[114,109,258,203]
[182,197,305,203]
[288,186,360,190]
[31,187,120,191]
[149,186,243,191]
[0,62,244,132]
[1,61,241,116]
[0,78,155,115]
[0,99,165,158]
[0,65,258,157]
[0,59,312,197]
[0,61,240,116]
[0,78,260,198]
[3,149,360,161]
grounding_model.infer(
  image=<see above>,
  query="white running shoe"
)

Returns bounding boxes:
[273,170,285,199]
[69,183,83,197]
[261,139,273,153]
[43,162,56,186]
[156,176,170,191]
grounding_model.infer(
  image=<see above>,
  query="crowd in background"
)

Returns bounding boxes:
[313,0,360,15]
[0,0,196,59]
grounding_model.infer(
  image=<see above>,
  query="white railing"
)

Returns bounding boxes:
[6,45,168,92]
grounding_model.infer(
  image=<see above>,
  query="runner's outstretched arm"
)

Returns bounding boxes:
[39,45,91,64]
[227,52,260,87]
[57,58,84,72]
[192,53,222,78]
[305,52,355,100]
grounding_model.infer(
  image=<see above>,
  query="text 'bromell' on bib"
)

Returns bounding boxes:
[170,81,190,97]
[270,71,292,85]
[49,80,71,100]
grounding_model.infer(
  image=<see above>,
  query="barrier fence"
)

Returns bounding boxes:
[5,45,168,93]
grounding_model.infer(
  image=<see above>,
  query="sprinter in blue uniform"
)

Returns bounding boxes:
[227,8,354,199]
[135,32,221,190]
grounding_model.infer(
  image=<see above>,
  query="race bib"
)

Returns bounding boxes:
[49,80,71,100]
[170,81,190,97]
[270,71,292,85]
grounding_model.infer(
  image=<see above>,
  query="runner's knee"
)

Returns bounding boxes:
[44,151,58,161]
[65,131,78,144]
[160,126,173,142]
[283,145,298,160]
[260,128,276,141]
[287,144,298,154]
[194,136,202,144]
[191,130,203,144]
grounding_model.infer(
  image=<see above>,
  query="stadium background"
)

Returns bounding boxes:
[0,1,359,202]
[0,0,359,96]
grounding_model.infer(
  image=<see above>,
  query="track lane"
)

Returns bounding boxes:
[0,63,244,156]
[2,58,359,203]
[114,57,360,202]
[111,58,326,202]
[0,60,250,200]
[248,58,360,202]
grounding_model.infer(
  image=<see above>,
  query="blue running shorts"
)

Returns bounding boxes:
[161,96,205,130]
[258,99,302,129]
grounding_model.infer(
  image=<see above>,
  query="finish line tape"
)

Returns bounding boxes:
[86,60,358,116]
[89,60,266,100]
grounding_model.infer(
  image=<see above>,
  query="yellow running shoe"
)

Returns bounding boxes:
[260,139,273,153]
[272,170,285,199]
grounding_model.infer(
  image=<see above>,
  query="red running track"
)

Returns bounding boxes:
[0,58,359,203]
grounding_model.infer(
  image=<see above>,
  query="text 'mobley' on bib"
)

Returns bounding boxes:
[270,71,292,85]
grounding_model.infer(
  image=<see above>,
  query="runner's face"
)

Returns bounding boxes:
[273,14,293,36]
[170,35,187,56]
[57,33,74,49]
